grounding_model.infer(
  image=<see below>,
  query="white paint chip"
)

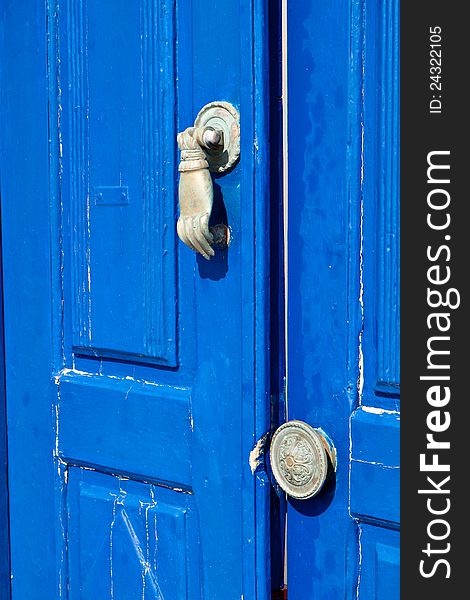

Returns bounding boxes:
[249,433,269,474]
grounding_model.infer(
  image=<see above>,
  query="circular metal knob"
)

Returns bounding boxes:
[269,421,336,500]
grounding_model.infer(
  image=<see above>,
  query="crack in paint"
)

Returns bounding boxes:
[355,524,363,598]
[351,458,399,469]
[120,504,164,600]
[54,367,190,392]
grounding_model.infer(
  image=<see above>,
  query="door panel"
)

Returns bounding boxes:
[0,1,272,598]
[67,469,201,599]
[286,0,399,597]
[286,1,364,596]
[357,525,400,599]
[58,374,192,485]
[65,0,177,365]
[362,0,400,409]
[351,2,400,593]
[350,409,400,526]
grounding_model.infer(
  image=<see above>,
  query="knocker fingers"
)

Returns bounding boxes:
[177,214,215,260]
[199,213,214,246]
[177,217,197,253]
[188,214,215,260]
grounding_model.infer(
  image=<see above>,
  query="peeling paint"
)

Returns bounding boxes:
[355,524,363,598]
[351,458,399,470]
[361,405,400,416]
[357,66,365,402]
[249,433,269,474]
[357,131,365,401]
[109,488,127,598]
[348,419,353,514]
[138,487,159,599]
[53,367,190,392]
[316,426,338,471]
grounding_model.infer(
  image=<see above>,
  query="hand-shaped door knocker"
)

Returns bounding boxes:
[177,102,240,260]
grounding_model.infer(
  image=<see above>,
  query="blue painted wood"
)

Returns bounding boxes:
[357,525,400,599]
[0,1,274,598]
[65,0,177,366]
[351,10,401,595]
[58,373,193,487]
[0,2,58,596]
[67,469,202,599]
[0,212,10,598]
[286,0,399,597]
[350,408,400,526]
[362,0,400,408]
[286,1,363,597]
[268,0,287,592]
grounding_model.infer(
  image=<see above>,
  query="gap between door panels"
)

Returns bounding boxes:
[0,201,12,600]
[269,0,287,596]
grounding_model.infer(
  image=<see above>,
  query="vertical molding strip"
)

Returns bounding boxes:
[68,0,90,348]
[142,0,177,361]
[375,0,400,388]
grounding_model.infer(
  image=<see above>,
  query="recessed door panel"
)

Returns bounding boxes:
[65,0,177,365]
[357,526,400,599]
[67,468,202,600]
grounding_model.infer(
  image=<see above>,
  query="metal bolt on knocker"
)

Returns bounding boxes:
[176,101,240,260]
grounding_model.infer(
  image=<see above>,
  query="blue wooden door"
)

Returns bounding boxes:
[285,1,399,598]
[0,1,272,598]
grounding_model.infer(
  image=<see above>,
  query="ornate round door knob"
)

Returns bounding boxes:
[269,421,336,500]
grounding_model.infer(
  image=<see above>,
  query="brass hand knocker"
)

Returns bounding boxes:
[176,102,240,260]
